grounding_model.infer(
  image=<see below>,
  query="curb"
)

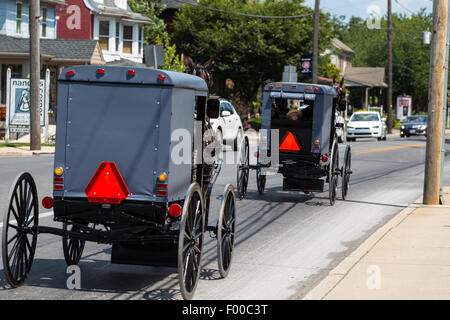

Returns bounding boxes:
[302,201,421,300]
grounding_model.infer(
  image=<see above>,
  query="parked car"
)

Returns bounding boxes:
[346,111,387,141]
[208,98,243,151]
[335,111,345,143]
[400,115,428,138]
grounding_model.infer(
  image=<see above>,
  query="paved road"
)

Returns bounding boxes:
[0,135,449,300]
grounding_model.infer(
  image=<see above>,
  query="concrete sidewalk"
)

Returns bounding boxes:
[0,145,55,156]
[304,187,450,300]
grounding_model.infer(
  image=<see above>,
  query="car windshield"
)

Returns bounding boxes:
[403,115,427,123]
[350,113,379,122]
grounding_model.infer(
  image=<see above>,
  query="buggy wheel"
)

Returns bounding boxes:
[178,183,205,300]
[62,223,86,265]
[217,184,236,278]
[342,145,352,200]
[256,165,266,195]
[236,136,249,199]
[2,172,38,287]
[328,141,339,206]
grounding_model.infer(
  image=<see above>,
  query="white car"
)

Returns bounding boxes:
[208,98,243,151]
[346,111,387,141]
[335,111,345,143]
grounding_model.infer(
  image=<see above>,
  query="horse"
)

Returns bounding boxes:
[332,77,347,111]
[183,55,214,91]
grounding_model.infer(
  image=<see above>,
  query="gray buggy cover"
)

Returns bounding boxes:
[53,65,208,203]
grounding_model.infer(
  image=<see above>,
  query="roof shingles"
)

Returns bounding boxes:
[0,35,99,62]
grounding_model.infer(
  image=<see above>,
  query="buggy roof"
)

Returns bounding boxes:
[264,82,336,96]
[59,65,208,91]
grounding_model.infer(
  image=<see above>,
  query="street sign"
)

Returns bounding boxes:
[396,95,412,121]
[301,54,312,77]
[144,44,165,68]
[5,68,50,142]
[8,78,45,126]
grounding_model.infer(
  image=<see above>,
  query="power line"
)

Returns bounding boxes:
[394,0,415,15]
[173,0,314,19]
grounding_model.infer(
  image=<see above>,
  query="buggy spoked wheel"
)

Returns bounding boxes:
[236,136,249,200]
[62,223,86,265]
[342,145,352,200]
[2,172,39,287]
[328,141,339,206]
[256,165,266,195]
[217,184,236,278]
[178,183,205,300]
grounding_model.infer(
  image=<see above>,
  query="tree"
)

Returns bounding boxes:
[128,0,168,44]
[172,0,337,116]
[156,35,186,72]
[128,0,185,71]
[337,10,432,111]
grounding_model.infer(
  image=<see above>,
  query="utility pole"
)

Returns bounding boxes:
[424,0,448,205]
[29,0,41,151]
[387,0,393,134]
[312,0,320,84]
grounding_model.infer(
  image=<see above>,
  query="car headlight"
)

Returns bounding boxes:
[401,125,405,129]
[421,125,427,130]
[373,126,380,129]
[347,126,354,130]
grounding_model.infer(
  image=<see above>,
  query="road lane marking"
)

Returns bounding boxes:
[0,211,53,228]
[354,142,426,155]
[354,135,450,155]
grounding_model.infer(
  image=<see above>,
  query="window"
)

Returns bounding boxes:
[41,7,47,37]
[16,2,22,34]
[115,22,120,52]
[123,26,133,54]
[99,21,110,51]
[139,27,143,55]
[222,103,235,114]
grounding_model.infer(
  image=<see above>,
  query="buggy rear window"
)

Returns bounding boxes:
[271,98,314,121]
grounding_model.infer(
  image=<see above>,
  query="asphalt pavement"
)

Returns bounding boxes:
[0,135,449,300]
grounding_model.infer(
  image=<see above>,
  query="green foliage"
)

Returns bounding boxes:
[127,0,168,44]
[172,0,337,113]
[248,117,261,131]
[155,36,186,72]
[319,63,341,81]
[337,10,432,111]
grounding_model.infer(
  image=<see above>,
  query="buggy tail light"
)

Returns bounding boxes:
[55,167,63,176]
[156,179,168,197]
[269,85,274,89]
[96,68,105,74]
[84,162,130,204]
[314,140,320,150]
[279,131,301,153]
[157,74,166,80]
[42,197,54,209]
[168,204,182,217]
[66,70,75,76]
[127,69,136,76]
[321,156,328,163]
[254,151,259,158]
[158,172,167,182]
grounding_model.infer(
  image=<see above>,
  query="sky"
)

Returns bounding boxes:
[303,0,433,21]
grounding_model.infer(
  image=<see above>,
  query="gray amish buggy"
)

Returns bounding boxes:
[2,65,237,300]
[237,82,352,205]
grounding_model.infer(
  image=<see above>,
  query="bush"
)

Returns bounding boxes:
[247,118,261,131]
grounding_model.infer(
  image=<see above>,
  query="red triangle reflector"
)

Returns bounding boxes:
[280,131,301,153]
[84,162,130,204]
